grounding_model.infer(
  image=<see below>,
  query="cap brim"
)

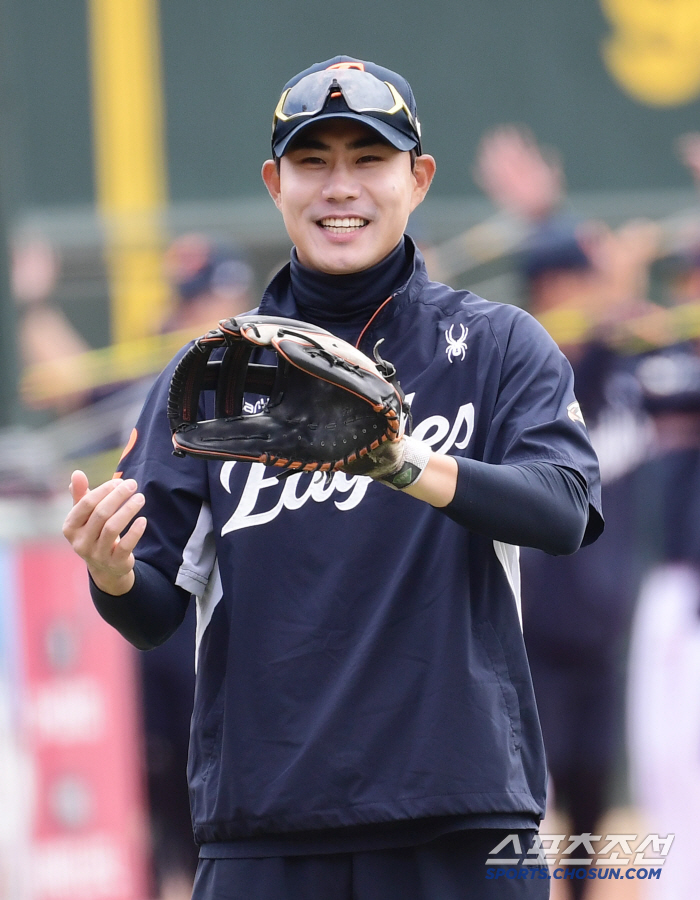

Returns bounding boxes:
[273,112,418,156]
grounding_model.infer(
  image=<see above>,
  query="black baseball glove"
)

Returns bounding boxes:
[167,315,429,487]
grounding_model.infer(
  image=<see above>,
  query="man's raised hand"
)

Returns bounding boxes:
[62,469,147,596]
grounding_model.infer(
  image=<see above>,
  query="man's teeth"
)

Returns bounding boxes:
[319,217,368,233]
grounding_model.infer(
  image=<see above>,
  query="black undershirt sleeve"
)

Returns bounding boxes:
[441,458,589,556]
[90,561,190,651]
[90,460,589,648]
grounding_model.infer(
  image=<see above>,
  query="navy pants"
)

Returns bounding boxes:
[192,829,550,899]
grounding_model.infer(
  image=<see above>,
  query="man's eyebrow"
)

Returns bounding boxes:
[289,138,331,152]
[346,136,388,150]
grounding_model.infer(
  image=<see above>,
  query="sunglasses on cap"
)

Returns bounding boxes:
[272,68,421,154]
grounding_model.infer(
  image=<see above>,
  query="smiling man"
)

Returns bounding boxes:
[63,57,603,899]
[261,119,434,275]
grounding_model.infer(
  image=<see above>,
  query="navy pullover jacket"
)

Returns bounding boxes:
[96,237,602,855]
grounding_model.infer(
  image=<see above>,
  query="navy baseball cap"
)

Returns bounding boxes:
[271,55,422,157]
[519,217,592,282]
[636,346,700,414]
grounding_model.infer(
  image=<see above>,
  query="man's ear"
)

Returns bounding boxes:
[261,159,282,209]
[410,154,437,213]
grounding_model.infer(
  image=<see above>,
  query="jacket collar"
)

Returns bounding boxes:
[258,234,429,340]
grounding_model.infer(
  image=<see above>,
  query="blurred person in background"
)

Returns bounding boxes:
[517,225,649,900]
[107,234,256,450]
[140,601,199,900]
[160,233,254,337]
[13,236,92,414]
[623,346,700,900]
[524,215,662,480]
[654,133,700,323]
[674,131,700,285]
[474,125,662,899]
[516,227,647,897]
[139,234,254,900]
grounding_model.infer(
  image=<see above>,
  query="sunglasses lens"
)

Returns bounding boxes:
[281,70,402,119]
[281,72,339,118]
[273,68,421,155]
[340,75,397,113]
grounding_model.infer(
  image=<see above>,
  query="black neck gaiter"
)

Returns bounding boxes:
[289,238,410,343]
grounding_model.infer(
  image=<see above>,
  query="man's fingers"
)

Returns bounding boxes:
[63,482,118,546]
[93,492,146,555]
[63,481,142,569]
[114,516,148,558]
[69,469,90,506]
[64,485,146,581]
[65,478,135,534]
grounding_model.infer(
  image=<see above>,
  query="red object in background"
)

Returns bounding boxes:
[18,540,150,900]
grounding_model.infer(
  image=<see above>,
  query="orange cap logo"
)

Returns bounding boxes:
[326,62,365,72]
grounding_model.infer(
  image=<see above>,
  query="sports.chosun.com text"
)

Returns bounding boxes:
[486,867,662,881]
[484,832,673,881]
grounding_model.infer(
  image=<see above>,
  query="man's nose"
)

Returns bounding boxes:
[321,162,361,202]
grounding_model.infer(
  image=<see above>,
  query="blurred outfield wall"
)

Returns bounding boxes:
[7,0,700,209]
[2,0,700,390]
[1,0,698,352]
